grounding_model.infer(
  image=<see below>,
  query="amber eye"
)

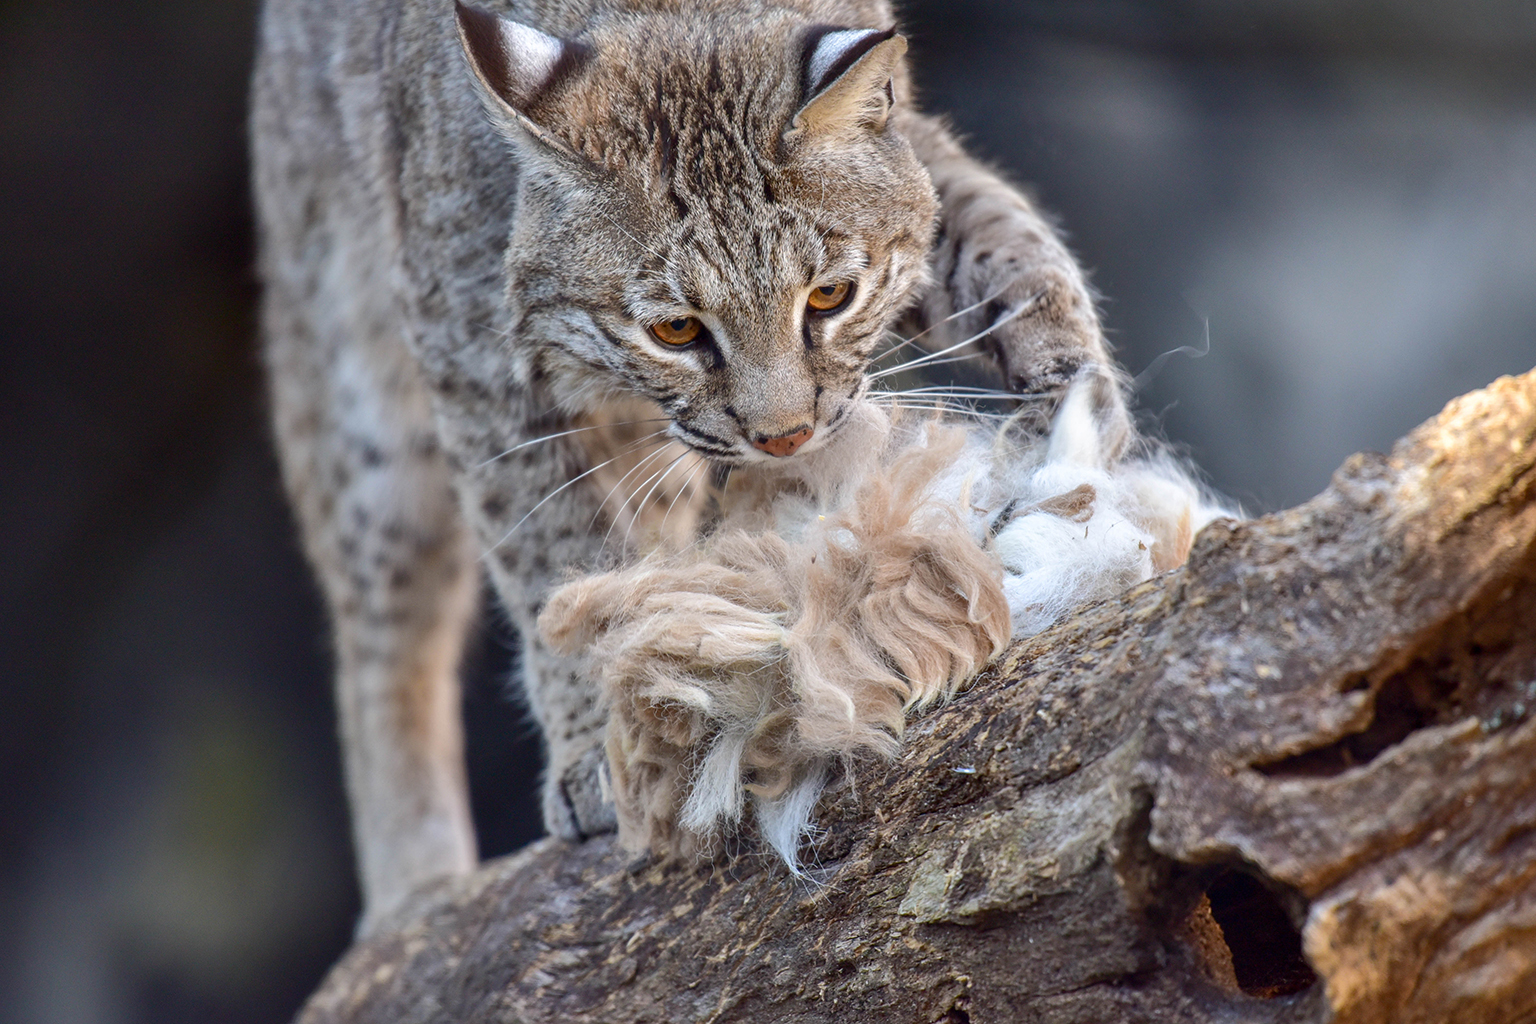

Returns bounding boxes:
[650,316,703,346]
[806,281,852,313]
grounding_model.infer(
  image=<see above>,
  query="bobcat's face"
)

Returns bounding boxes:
[461,5,938,463]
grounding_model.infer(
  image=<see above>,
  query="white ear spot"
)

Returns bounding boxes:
[806,28,887,97]
[497,19,564,97]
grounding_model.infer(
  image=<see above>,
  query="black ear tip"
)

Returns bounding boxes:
[455,0,501,43]
[455,0,487,29]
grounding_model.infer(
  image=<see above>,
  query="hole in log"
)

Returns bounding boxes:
[936,999,970,1023]
[1255,552,1536,779]
[1163,858,1317,1000]
[1203,870,1318,998]
[1255,668,1458,778]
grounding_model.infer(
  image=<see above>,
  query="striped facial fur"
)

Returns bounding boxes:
[460,5,939,463]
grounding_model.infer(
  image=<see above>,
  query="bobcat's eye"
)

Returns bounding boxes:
[650,316,703,346]
[806,281,852,313]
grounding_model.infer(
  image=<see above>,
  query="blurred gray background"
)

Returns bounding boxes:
[1,1,1532,1021]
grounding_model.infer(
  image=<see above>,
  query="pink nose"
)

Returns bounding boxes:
[751,426,814,458]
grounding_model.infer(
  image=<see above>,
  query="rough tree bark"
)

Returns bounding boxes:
[299,369,1536,1024]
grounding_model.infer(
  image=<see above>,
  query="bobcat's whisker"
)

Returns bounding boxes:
[870,350,993,381]
[870,347,976,379]
[867,402,1015,418]
[866,354,995,386]
[869,395,1011,411]
[590,200,670,263]
[869,290,1043,381]
[867,399,1012,420]
[616,449,698,553]
[589,437,681,533]
[880,384,1016,395]
[467,320,510,340]
[481,433,671,559]
[872,385,1021,401]
[600,444,689,549]
[475,419,671,470]
[867,387,1013,406]
[658,456,709,541]
[872,288,1008,365]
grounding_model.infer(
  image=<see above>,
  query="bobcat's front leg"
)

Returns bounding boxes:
[265,308,479,936]
[899,111,1132,455]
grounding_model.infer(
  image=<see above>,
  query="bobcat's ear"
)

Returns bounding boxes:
[455,1,589,152]
[790,27,905,138]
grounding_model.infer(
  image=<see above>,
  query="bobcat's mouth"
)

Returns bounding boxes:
[665,375,869,464]
[668,421,749,464]
[823,375,871,436]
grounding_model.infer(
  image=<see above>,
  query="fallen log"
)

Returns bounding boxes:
[298,368,1536,1024]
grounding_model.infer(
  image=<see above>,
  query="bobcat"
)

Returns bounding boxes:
[253,0,1127,933]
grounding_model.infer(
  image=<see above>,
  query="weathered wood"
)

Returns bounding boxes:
[299,369,1536,1024]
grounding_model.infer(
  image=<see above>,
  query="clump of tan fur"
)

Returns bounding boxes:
[539,378,1234,868]
[540,423,1011,861]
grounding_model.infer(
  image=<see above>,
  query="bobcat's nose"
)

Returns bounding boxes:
[751,426,814,458]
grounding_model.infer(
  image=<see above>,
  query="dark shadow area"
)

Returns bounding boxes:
[1160,853,1320,1009]
[1118,794,1320,1013]
[1203,870,1317,999]
[1256,544,1536,779]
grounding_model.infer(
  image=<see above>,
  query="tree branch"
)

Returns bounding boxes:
[299,368,1536,1024]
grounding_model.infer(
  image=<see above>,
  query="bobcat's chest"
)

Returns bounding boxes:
[570,397,714,558]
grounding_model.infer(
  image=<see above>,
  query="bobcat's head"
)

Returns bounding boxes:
[457,2,937,463]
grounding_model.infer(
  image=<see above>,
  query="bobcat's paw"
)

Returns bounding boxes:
[983,269,1101,383]
[983,272,1130,450]
[544,742,618,842]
